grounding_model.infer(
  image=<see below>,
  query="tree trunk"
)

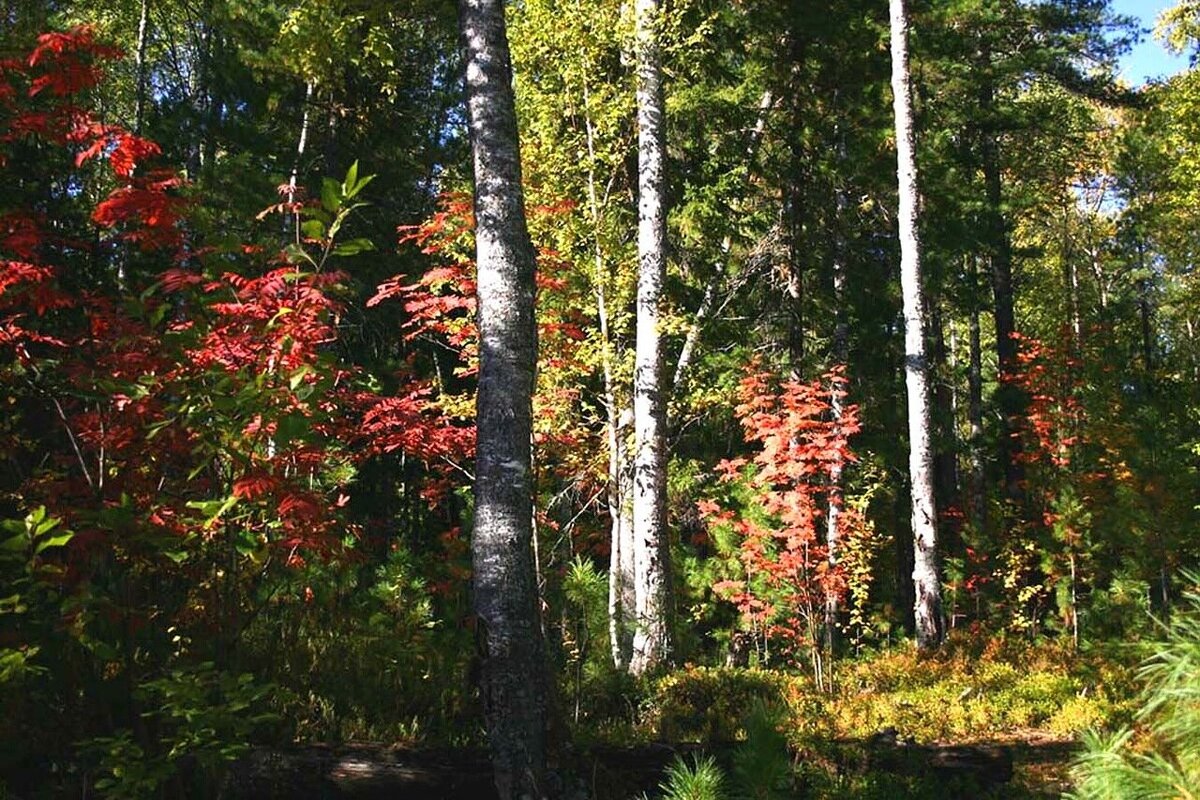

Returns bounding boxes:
[629,0,672,676]
[931,298,959,544]
[889,0,942,650]
[582,76,637,671]
[287,82,314,205]
[826,186,849,649]
[458,1,548,796]
[967,256,986,533]
[978,72,1024,506]
[133,0,151,135]
[607,434,636,668]
[1136,240,1154,389]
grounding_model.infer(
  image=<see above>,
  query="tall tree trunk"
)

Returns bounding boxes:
[967,256,986,533]
[134,0,151,135]
[458,1,548,795]
[825,185,849,649]
[610,438,635,667]
[582,75,636,670]
[1061,205,1082,357]
[1136,240,1154,388]
[889,0,942,650]
[978,73,1024,505]
[931,298,959,543]
[286,82,314,214]
[629,0,672,676]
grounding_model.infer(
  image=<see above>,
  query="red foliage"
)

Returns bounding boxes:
[0,27,472,599]
[1007,332,1083,470]
[26,28,122,97]
[702,363,865,661]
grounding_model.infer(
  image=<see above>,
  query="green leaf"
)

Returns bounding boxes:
[343,160,359,194]
[185,495,240,528]
[300,218,326,240]
[275,413,309,444]
[300,206,333,225]
[0,594,26,614]
[320,177,342,213]
[346,174,375,200]
[332,237,375,257]
[34,532,73,554]
[288,366,312,391]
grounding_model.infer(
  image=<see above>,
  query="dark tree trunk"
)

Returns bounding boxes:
[931,299,959,548]
[458,1,548,796]
[979,75,1024,507]
[967,257,986,533]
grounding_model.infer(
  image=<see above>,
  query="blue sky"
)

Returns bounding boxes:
[1111,0,1191,84]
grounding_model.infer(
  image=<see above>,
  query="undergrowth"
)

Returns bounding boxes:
[577,631,1136,749]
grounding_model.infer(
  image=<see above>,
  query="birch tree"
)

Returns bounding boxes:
[889,0,943,650]
[630,0,672,675]
[459,0,548,794]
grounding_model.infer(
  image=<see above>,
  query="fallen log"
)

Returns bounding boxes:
[219,736,1018,799]
[828,729,1015,787]
[219,744,496,800]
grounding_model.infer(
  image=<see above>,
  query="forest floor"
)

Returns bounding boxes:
[997,730,1077,797]
[218,729,1083,799]
[217,640,1129,798]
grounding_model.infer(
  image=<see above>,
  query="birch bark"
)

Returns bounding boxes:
[889,0,943,650]
[629,0,672,676]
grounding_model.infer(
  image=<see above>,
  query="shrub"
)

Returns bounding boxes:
[653,755,727,800]
[1068,577,1200,799]
[645,667,795,742]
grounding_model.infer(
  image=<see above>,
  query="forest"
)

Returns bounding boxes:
[2,0,1200,797]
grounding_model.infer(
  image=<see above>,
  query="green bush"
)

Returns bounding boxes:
[645,667,795,742]
[82,663,277,798]
[1068,577,1200,799]
[652,755,728,800]
[731,699,793,800]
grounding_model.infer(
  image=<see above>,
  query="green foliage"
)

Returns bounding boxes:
[560,556,628,730]
[630,638,1129,755]
[646,667,795,743]
[244,544,475,745]
[654,755,728,800]
[731,700,793,800]
[822,639,1129,743]
[0,508,72,683]
[82,664,277,797]
[1068,576,1200,799]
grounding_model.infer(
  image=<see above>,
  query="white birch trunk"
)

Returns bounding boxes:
[458,0,548,795]
[629,0,672,676]
[826,211,848,645]
[583,77,637,669]
[287,82,314,205]
[134,0,151,135]
[889,0,943,650]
